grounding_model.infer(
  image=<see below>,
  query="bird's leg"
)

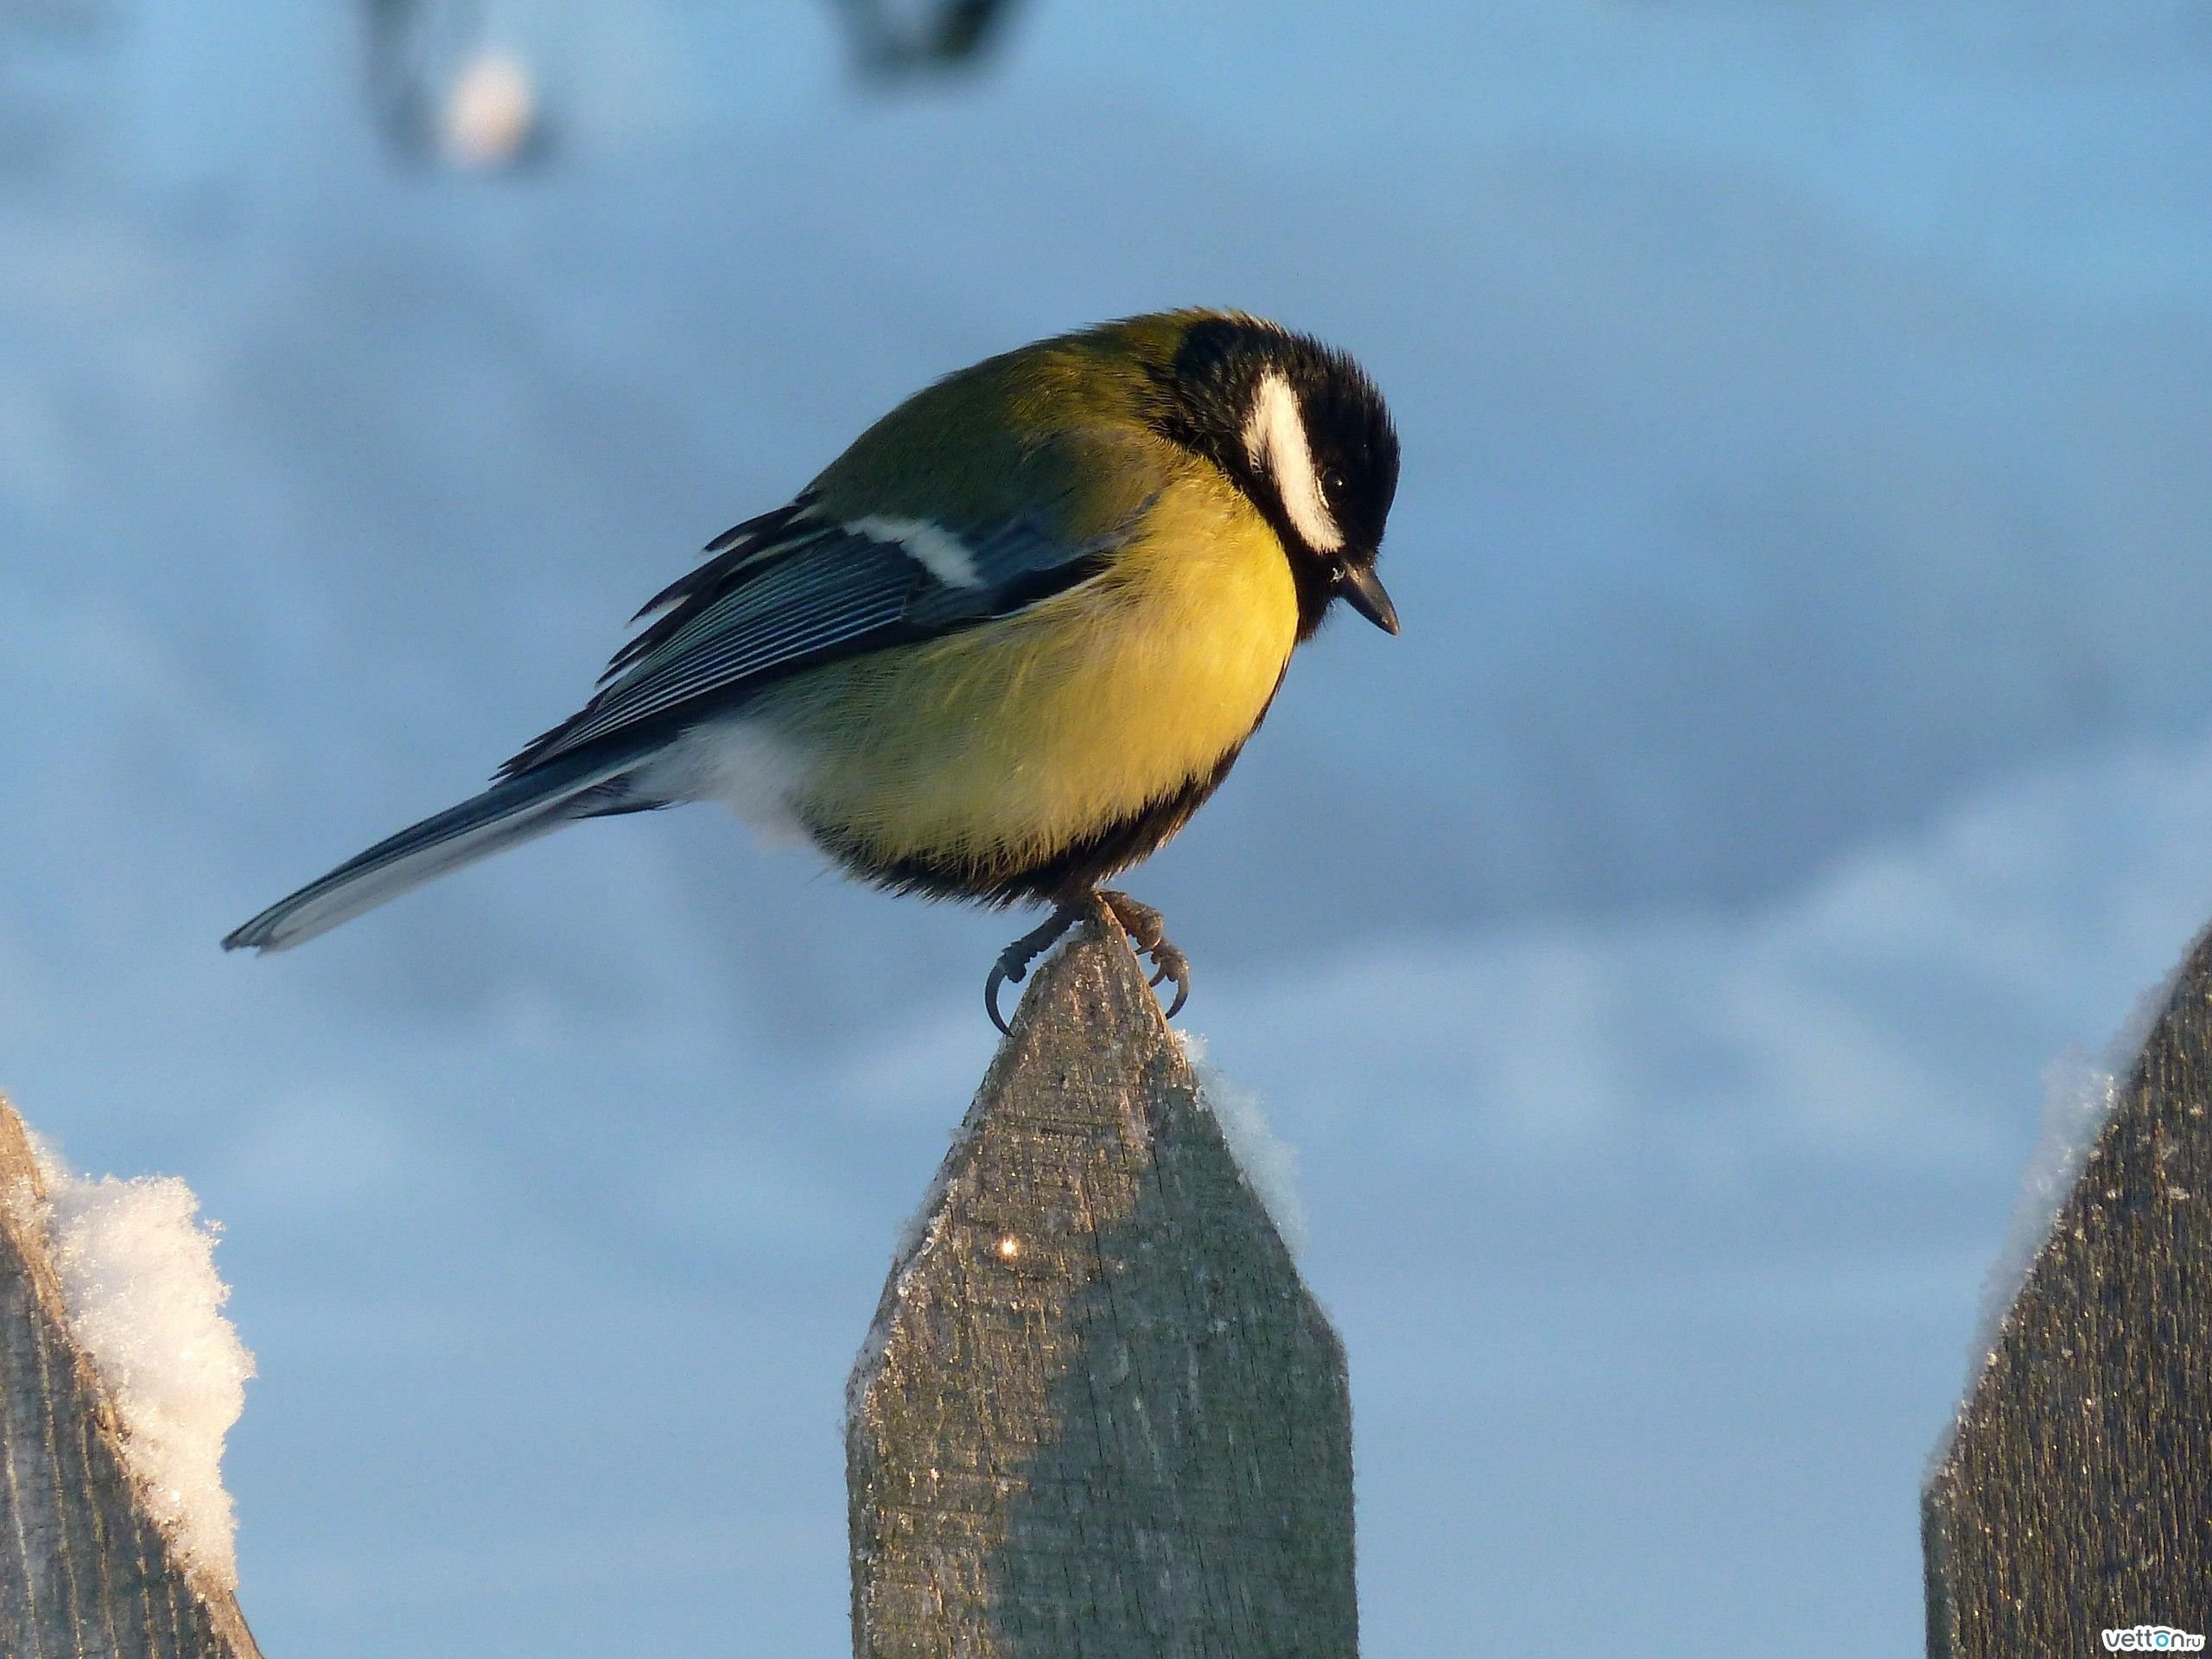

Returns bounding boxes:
[984,891,1194,1033]
[1096,889,1192,1020]
[985,900,1090,1034]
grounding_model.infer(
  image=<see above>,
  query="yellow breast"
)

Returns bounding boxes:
[756,475,1300,879]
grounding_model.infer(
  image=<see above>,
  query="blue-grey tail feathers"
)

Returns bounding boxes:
[221,747,648,953]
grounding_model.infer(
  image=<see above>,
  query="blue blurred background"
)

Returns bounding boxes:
[3,1,2210,1651]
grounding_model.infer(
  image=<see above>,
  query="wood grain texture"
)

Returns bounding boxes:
[0,1098,262,1659]
[847,918,1356,1658]
[1924,931,2212,1656]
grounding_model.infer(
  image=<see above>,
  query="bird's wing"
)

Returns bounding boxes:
[499,429,1165,778]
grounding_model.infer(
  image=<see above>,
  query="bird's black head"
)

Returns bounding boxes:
[1152,312,1401,640]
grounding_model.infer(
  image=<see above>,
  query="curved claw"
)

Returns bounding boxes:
[1162,975,1190,1020]
[1147,944,1192,1020]
[1096,889,1192,1024]
[983,900,1088,1034]
[985,962,1020,1035]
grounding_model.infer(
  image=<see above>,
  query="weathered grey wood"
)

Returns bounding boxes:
[847,918,1357,1659]
[0,1097,262,1659]
[1924,931,2212,1656]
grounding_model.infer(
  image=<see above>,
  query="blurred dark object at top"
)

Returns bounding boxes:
[362,0,552,172]
[835,0,1023,79]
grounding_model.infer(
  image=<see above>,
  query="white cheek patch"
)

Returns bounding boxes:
[1242,370,1344,554]
[850,514,984,589]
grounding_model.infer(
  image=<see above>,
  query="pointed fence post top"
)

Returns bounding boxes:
[963,912,1192,1138]
[847,919,1357,1659]
[1924,925,2212,1656]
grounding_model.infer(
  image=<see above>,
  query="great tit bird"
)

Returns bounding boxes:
[224,309,1402,1027]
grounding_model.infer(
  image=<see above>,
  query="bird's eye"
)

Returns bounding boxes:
[1323,469,1346,499]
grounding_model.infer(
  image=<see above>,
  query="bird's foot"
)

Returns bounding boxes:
[1096,889,1192,1021]
[985,900,1089,1034]
[982,890,1193,1033]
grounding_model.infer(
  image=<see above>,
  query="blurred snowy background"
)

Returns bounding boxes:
[2,0,2209,1652]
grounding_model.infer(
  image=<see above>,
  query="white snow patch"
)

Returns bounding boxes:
[1179,1033,1308,1259]
[1950,927,2199,1426]
[17,1135,255,1592]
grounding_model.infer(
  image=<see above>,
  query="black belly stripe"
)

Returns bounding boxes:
[811,739,1249,907]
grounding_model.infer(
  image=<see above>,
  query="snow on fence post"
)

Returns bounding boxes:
[0,1097,262,1659]
[845,915,1357,1658]
[1923,927,2212,1656]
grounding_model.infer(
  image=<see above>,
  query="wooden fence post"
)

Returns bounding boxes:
[845,918,1357,1658]
[0,1097,262,1659]
[1923,928,2212,1656]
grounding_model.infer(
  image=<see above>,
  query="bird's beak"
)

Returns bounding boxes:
[1338,563,1400,635]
